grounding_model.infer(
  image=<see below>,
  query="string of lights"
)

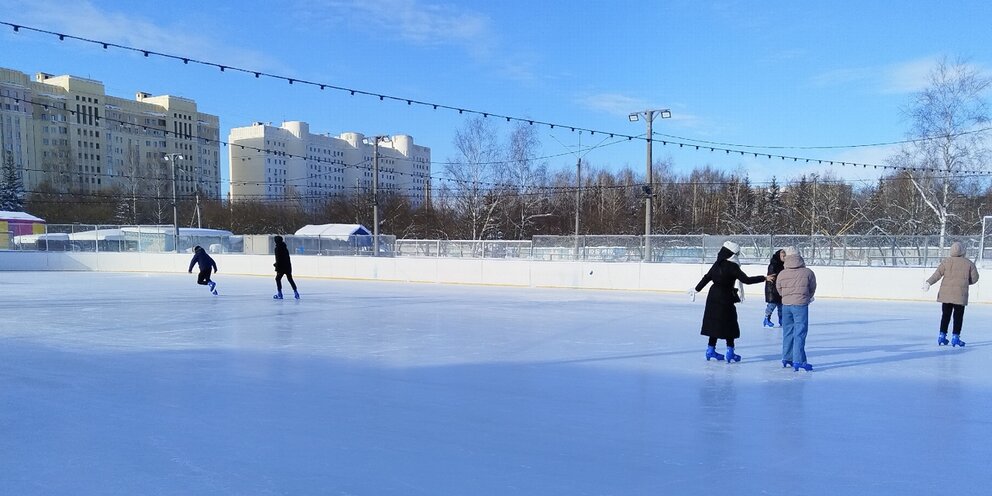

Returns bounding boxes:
[7,91,992,206]
[3,20,990,172]
[653,126,992,150]
[5,94,635,191]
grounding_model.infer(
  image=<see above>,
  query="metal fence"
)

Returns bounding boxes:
[282,234,397,257]
[394,239,533,259]
[531,234,981,267]
[3,224,985,267]
[12,224,242,254]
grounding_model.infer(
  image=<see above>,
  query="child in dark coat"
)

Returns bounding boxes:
[763,249,786,328]
[188,245,218,295]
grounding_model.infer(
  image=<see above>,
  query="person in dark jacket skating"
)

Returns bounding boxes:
[188,245,218,295]
[690,241,773,363]
[763,249,786,328]
[273,235,299,300]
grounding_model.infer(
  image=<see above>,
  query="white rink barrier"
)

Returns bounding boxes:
[0,251,985,303]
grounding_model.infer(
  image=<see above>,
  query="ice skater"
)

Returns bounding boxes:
[188,245,218,296]
[763,249,786,328]
[272,235,299,300]
[776,246,816,371]
[923,241,978,347]
[690,240,772,363]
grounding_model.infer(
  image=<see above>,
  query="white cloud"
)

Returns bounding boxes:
[811,56,990,96]
[577,93,703,127]
[298,0,540,82]
[576,93,650,117]
[881,57,940,94]
[3,0,286,73]
[810,67,875,88]
[830,143,901,167]
[305,0,494,51]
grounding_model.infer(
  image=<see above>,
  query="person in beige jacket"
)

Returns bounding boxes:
[776,246,817,371]
[924,241,979,347]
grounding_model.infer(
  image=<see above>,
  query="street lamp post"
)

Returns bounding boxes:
[628,109,671,261]
[164,154,184,253]
[368,136,390,256]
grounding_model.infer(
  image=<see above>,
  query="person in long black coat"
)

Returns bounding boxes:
[273,235,299,300]
[763,249,786,328]
[691,241,771,363]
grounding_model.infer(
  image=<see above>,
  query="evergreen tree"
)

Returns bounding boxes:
[764,176,785,233]
[0,150,25,211]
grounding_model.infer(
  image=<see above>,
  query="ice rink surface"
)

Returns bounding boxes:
[1,271,990,495]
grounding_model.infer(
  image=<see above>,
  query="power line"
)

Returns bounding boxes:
[19,169,991,207]
[4,20,989,163]
[653,126,992,150]
[9,89,992,205]
[6,94,636,191]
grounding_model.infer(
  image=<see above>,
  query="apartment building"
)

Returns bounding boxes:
[0,66,220,198]
[228,121,431,208]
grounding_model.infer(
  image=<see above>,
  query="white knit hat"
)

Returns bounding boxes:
[784,246,798,256]
[722,240,741,265]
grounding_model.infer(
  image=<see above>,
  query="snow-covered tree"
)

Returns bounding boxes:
[0,150,25,211]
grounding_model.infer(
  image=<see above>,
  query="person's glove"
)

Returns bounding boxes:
[921,281,930,291]
[688,288,696,302]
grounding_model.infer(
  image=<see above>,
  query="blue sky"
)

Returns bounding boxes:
[1,0,990,189]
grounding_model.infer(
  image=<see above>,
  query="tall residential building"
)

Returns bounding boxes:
[228,121,431,208]
[0,66,220,199]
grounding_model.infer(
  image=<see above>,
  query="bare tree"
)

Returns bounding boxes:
[502,122,551,238]
[894,57,991,250]
[719,167,757,234]
[444,117,504,239]
[114,142,142,224]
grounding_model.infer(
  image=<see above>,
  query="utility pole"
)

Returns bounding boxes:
[550,131,610,261]
[573,133,582,259]
[811,173,818,237]
[629,109,671,261]
[370,135,390,256]
[172,160,179,251]
[373,139,379,256]
[810,173,818,262]
[194,165,202,229]
[164,154,184,252]
[575,155,581,252]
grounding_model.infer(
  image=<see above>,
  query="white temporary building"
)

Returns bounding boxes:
[294,224,371,240]
[67,228,127,242]
[116,226,234,237]
[0,211,45,223]
[15,226,237,252]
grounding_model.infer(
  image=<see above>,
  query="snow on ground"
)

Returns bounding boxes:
[1,271,989,495]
